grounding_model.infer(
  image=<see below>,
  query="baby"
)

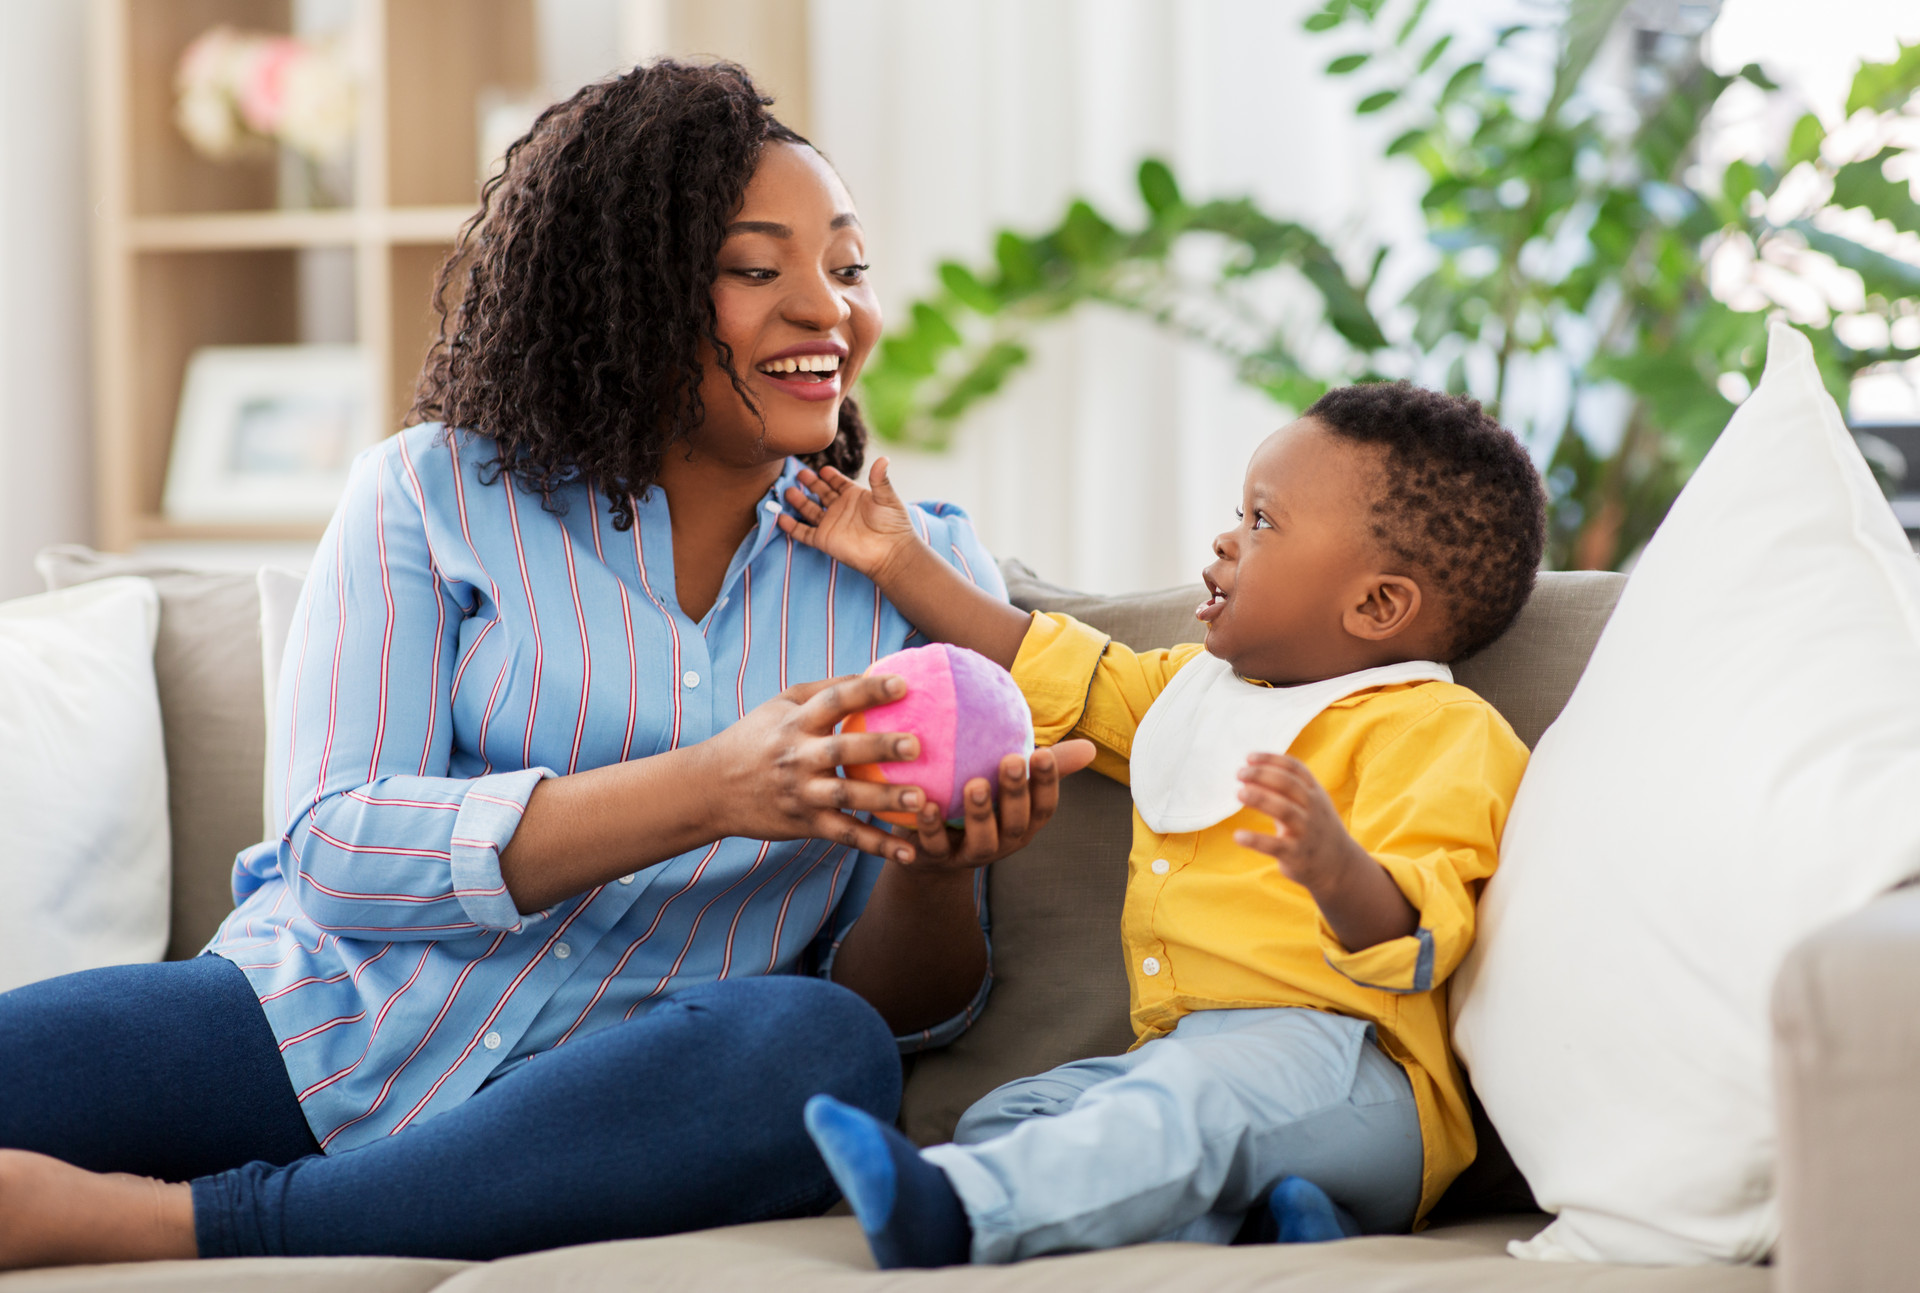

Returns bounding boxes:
[780,380,1546,1267]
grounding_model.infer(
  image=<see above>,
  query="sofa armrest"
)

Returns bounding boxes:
[1773,883,1920,1293]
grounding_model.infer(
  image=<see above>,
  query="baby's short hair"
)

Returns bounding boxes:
[1305,381,1546,661]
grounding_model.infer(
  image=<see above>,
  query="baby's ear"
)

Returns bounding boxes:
[1343,574,1423,642]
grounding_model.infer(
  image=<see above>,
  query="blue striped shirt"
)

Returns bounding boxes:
[209,424,1002,1153]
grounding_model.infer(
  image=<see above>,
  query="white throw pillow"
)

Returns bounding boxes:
[1451,321,1920,1265]
[257,565,306,839]
[0,577,170,992]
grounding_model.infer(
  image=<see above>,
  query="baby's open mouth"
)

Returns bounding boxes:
[757,353,842,384]
[1196,574,1227,624]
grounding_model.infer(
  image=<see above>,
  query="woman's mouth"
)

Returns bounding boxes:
[1196,574,1227,624]
[756,352,844,402]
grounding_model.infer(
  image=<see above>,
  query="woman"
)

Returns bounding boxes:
[0,60,1090,1268]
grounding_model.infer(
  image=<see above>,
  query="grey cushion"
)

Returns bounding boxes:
[35,547,266,961]
[901,562,1626,1214]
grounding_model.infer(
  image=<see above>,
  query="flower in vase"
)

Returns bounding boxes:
[174,25,356,166]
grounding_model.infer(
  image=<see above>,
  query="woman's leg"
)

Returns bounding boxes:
[193,974,901,1260]
[0,954,320,1269]
[0,954,319,1175]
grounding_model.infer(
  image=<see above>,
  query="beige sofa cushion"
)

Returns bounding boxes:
[0,1257,469,1293]
[424,1214,1767,1292]
[901,564,1626,1202]
[35,547,267,961]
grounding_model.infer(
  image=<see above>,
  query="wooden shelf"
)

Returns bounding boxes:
[91,0,532,552]
[127,205,476,251]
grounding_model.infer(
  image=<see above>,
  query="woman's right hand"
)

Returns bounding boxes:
[778,457,922,584]
[699,673,928,863]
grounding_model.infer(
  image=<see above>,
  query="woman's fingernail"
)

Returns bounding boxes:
[972,785,989,805]
[896,738,918,758]
[885,677,906,697]
[895,847,913,862]
[903,789,922,807]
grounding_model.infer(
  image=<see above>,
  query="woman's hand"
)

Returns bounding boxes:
[895,741,1098,879]
[702,673,932,862]
[778,457,922,584]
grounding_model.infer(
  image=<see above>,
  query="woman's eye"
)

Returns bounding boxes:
[731,267,777,282]
[836,263,870,282]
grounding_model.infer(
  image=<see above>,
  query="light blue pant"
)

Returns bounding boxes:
[923,1006,1422,1263]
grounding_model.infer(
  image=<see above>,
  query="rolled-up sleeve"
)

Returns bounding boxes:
[262,440,554,939]
[1318,700,1527,993]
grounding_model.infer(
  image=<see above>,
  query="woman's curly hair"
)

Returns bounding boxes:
[408,59,866,531]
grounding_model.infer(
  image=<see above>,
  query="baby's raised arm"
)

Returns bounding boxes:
[779,460,1031,668]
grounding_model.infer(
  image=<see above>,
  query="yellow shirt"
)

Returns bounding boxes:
[1011,613,1529,1218]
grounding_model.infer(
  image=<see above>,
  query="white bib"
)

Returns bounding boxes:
[1129,654,1453,834]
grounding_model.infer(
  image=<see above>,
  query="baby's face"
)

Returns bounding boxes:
[1198,419,1422,684]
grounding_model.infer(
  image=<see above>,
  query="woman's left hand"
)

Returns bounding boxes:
[895,740,1097,876]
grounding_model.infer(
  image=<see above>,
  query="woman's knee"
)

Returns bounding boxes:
[667,975,901,1119]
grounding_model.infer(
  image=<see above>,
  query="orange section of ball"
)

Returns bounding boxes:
[841,711,921,827]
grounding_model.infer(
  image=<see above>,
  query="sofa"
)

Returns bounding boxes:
[5,547,1913,1292]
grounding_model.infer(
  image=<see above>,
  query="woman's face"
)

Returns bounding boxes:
[692,142,880,465]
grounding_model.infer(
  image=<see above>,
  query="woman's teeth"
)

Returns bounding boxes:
[758,354,841,376]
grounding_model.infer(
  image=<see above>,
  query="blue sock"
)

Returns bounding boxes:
[1267,1175,1362,1243]
[803,1094,972,1268]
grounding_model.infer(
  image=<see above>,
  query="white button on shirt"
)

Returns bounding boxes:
[1142,956,1162,977]
[682,671,700,689]
[1150,858,1171,876]
[483,1031,502,1050]
[764,499,783,513]
[554,942,571,959]
[618,873,635,885]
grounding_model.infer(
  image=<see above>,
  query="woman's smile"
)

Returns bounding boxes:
[755,340,848,402]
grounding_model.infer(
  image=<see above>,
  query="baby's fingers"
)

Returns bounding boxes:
[1236,780,1307,829]
[1233,828,1290,859]
[782,485,826,525]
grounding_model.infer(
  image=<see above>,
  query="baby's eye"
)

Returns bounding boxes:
[1251,512,1273,531]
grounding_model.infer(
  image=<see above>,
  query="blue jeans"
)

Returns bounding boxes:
[0,955,900,1260]
[925,1006,1422,1262]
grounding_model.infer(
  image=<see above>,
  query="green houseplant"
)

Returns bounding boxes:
[856,0,1920,569]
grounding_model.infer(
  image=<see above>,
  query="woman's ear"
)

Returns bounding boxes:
[1343,575,1423,642]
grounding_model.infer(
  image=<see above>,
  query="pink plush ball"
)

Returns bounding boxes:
[843,643,1036,826]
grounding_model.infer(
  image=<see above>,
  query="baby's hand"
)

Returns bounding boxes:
[1232,753,1371,895]
[777,457,923,583]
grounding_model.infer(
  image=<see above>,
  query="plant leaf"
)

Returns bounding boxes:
[1327,53,1370,74]
[1357,89,1400,114]
[1385,128,1427,156]
[911,301,964,350]
[1546,0,1631,122]
[1793,221,1920,299]
[1304,10,1342,32]
[1138,157,1184,214]
[938,261,1001,315]
[1785,113,1825,171]
[1418,33,1452,73]
[1829,148,1920,235]
[1394,0,1431,46]
[1847,40,1920,116]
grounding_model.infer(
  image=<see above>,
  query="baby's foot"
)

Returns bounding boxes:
[803,1094,971,1268]
[1267,1175,1362,1243]
[0,1149,195,1269]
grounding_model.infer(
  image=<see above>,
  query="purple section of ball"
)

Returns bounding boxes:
[944,645,1036,805]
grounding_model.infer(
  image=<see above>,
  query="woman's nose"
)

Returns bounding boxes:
[783,269,852,332]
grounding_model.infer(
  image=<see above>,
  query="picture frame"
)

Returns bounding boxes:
[163,345,377,525]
